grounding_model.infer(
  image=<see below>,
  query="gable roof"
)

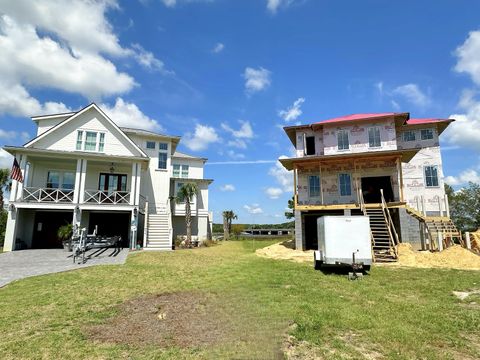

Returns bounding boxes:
[315,112,401,125]
[121,127,181,154]
[24,103,148,158]
[173,151,207,162]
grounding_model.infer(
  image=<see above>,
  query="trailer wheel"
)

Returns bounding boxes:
[314,259,322,270]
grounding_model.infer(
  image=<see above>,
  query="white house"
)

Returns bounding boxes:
[2,103,213,251]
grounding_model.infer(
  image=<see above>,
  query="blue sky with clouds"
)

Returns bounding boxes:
[1,0,480,223]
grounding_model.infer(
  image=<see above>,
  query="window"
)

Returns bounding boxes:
[98,173,127,192]
[146,141,156,149]
[173,164,181,177]
[76,131,83,150]
[159,142,168,151]
[47,171,60,188]
[368,127,381,148]
[421,129,434,140]
[309,176,320,197]
[176,182,185,203]
[84,131,97,151]
[76,130,105,152]
[172,164,189,178]
[337,130,349,150]
[47,171,74,189]
[62,172,75,190]
[339,173,352,196]
[158,153,167,169]
[98,133,105,152]
[424,166,439,187]
[402,130,416,142]
[305,136,316,155]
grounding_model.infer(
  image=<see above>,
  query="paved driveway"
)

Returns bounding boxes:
[0,248,128,288]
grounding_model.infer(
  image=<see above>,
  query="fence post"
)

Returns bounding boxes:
[465,231,471,250]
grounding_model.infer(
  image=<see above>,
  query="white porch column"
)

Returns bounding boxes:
[3,209,18,251]
[135,163,141,206]
[130,162,141,206]
[73,159,83,203]
[79,159,87,203]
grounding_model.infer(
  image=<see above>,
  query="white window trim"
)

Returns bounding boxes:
[368,126,381,148]
[338,173,352,196]
[76,130,106,153]
[424,165,440,188]
[402,130,416,142]
[146,141,156,149]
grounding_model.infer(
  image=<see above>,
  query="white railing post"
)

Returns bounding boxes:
[437,232,444,252]
[143,200,149,248]
[444,194,450,218]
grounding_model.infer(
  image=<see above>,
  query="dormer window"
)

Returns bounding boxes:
[76,130,105,152]
[402,130,416,142]
[337,130,349,150]
[421,129,434,140]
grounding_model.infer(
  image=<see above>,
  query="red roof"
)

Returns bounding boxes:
[316,113,399,125]
[406,118,452,125]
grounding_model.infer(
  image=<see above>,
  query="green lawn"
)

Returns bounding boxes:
[0,240,479,359]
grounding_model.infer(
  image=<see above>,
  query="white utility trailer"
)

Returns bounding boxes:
[314,216,372,272]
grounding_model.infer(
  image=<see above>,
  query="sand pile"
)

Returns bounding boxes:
[394,243,480,271]
[256,240,313,263]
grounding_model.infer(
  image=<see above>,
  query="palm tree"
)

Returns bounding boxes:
[222,210,237,240]
[176,183,198,247]
[0,169,10,210]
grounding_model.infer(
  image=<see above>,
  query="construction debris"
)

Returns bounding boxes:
[256,240,313,263]
[468,230,480,254]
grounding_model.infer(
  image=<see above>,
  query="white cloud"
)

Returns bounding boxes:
[445,169,480,186]
[0,129,30,142]
[244,204,263,214]
[212,42,224,53]
[266,0,296,14]
[227,139,247,149]
[392,83,430,107]
[265,187,283,199]
[220,184,235,192]
[390,99,400,111]
[221,121,254,139]
[268,156,293,192]
[101,98,163,131]
[183,124,220,151]
[0,149,13,169]
[454,29,480,86]
[244,67,271,94]
[160,0,214,8]
[131,43,173,74]
[227,150,245,160]
[279,97,305,122]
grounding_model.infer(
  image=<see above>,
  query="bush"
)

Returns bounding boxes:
[201,239,217,247]
[0,210,7,247]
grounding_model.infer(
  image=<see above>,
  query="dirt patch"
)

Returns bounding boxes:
[256,240,313,263]
[86,291,234,348]
[391,244,480,270]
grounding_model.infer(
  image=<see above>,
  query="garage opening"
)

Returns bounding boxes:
[32,211,73,249]
[88,211,131,248]
[361,176,394,203]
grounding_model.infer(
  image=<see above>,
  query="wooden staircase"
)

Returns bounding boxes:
[405,206,460,250]
[359,189,399,262]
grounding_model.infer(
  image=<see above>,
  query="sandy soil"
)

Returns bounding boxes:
[256,241,480,270]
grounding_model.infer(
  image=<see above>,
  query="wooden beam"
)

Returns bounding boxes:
[319,163,324,205]
[396,156,404,202]
[293,164,297,209]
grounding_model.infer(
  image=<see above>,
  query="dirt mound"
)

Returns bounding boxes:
[86,291,234,348]
[256,240,313,263]
[394,243,480,270]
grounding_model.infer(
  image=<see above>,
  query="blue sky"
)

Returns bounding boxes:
[1,0,480,223]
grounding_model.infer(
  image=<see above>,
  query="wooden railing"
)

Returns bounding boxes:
[84,190,130,205]
[23,187,74,203]
[380,189,399,255]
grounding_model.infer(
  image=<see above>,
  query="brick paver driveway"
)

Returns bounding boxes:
[0,248,128,288]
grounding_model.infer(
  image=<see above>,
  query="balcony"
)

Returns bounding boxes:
[84,190,131,205]
[23,187,74,203]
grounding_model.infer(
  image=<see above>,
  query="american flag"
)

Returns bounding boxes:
[10,158,23,183]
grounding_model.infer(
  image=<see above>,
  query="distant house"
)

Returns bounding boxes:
[3,103,213,251]
[280,113,459,262]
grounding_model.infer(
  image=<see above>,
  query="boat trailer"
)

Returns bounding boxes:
[72,228,122,264]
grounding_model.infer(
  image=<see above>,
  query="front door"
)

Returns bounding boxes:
[98,173,128,203]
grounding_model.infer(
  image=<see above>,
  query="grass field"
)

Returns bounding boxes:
[0,239,479,359]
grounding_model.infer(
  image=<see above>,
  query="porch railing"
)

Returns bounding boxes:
[23,187,74,203]
[84,190,131,205]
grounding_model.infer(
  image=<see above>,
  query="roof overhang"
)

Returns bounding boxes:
[402,118,455,135]
[279,149,419,171]
[171,177,213,185]
[4,146,150,163]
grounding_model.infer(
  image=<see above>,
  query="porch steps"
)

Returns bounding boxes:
[364,208,398,262]
[145,213,171,250]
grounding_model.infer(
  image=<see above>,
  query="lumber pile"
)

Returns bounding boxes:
[468,230,480,254]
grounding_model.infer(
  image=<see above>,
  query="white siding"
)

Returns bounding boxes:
[36,117,70,136]
[31,108,142,157]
